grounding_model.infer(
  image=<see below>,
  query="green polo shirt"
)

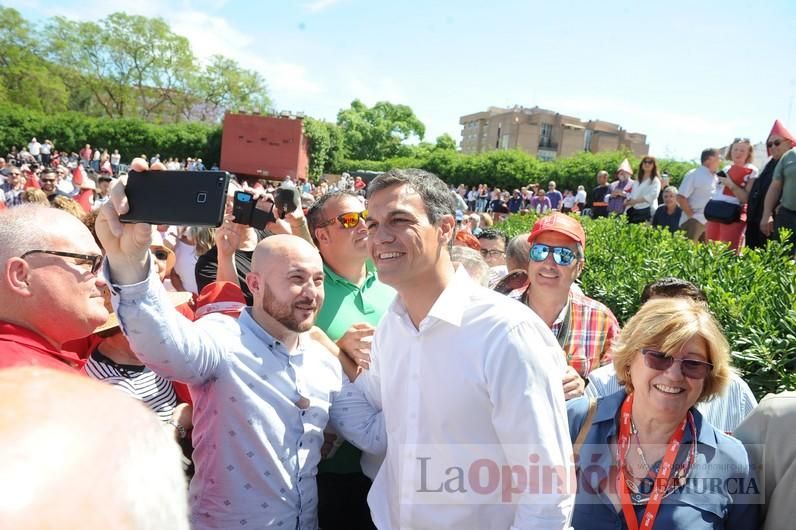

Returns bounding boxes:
[316,260,395,474]
[316,261,395,341]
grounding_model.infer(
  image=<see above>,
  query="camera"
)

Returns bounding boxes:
[232,191,276,230]
[274,187,300,215]
[716,170,728,179]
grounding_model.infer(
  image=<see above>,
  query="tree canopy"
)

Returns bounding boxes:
[336,99,425,161]
[0,7,270,123]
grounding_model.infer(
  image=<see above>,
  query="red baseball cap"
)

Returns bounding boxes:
[528,213,586,251]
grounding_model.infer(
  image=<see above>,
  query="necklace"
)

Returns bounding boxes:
[623,415,698,503]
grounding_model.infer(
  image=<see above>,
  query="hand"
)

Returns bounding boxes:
[215,214,244,258]
[760,214,774,237]
[95,157,165,284]
[562,365,586,400]
[337,322,376,370]
[321,432,339,459]
[717,176,730,188]
[171,402,193,430]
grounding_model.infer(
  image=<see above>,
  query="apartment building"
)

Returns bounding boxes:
[459,105,649,159]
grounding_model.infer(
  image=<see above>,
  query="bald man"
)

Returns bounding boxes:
[95,170,385,530]
[0,367,188,529]
[0,205,108,371]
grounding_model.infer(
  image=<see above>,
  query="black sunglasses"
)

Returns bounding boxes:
[641,349,713,379]
[20,250,103,275]
[767,139,788,148]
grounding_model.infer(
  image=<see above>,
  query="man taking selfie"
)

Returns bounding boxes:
[95,159,385,530]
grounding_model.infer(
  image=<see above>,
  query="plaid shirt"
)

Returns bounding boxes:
[523,289,619,377]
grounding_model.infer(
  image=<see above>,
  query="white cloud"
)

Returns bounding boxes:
[303,0,339,13]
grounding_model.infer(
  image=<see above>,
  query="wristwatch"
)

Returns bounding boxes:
[169,420,187,440]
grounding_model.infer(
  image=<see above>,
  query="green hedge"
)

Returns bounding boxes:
[0,102,222,165]
[496,213,796,399]
[336,150,697,191]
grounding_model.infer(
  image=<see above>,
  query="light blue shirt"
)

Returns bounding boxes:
[110,265,385,530]
[585,364,757,434]
[567,391,759,530]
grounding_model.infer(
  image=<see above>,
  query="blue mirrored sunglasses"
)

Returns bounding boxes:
[529,243,578,266]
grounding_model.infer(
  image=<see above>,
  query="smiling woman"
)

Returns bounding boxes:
[565,298,758,530]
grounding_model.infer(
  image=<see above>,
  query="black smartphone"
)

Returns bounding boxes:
[120,170,230,227]
[232,191,275,230]
[716,170,728,179]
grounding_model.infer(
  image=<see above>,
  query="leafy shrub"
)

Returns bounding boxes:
[496,213,796,399]
[0,102,221,165]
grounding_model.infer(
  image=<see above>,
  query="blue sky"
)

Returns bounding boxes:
[8,0,796,160]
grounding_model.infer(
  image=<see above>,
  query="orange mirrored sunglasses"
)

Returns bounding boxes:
[317,210,368,229]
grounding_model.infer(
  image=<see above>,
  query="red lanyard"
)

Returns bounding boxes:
[615,393,687,530]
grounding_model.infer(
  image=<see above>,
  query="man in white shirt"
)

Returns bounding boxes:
[678,148,719,242]
[352,168,574,529]
[28,137,41,162]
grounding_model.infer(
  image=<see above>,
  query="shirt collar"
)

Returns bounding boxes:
[0,321,83,367]
[323,260,377,289]
[388,266,471,329]
[238,308,303,362]
[425,266,473,327]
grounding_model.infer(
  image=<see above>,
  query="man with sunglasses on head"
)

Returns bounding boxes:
[0,204,108,371]
[307,190,395,530]
[521,213,620,400]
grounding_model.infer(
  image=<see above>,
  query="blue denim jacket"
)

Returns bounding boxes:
[567,391,760,530]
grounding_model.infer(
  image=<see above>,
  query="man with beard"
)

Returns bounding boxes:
[95,163,385,530]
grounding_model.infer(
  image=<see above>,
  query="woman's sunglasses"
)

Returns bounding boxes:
[317,210,368,229]
[529,243,578,266]
[641,349,713,379]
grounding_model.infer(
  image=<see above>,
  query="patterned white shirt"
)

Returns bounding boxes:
[110,266,385,530]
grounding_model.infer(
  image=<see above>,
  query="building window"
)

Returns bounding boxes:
[540,123,553,148]
[584,129,593,152]
[501,135,510,150]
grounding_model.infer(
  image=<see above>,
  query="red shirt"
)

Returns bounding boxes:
[0,321,85,372]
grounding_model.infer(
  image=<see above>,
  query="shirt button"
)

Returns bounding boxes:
[299,442,303,447]
[301,411,305,416]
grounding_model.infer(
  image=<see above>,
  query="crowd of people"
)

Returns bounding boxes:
[448,119,796,256]
[0,117,795,530]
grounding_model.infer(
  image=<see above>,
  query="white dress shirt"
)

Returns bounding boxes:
[356,267,575,529]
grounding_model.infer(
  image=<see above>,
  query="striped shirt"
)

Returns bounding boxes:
[586,364,758,434]
[84,350,176,423]
[524,288,620,376]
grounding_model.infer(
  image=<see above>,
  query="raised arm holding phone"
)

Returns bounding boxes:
[95,158,385,530]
